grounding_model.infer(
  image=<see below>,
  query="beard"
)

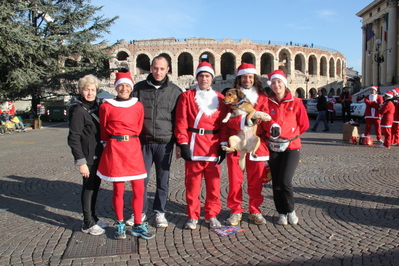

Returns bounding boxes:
[195,88,219,116]
[240,86,259,105]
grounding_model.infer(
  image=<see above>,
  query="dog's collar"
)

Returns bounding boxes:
[232,96,247,107]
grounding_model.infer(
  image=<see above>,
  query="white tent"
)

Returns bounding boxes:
[97,89,115,99]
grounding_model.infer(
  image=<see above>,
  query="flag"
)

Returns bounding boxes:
[366,24,375,42]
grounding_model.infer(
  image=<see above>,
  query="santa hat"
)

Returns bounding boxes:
[114,72,134,89]
[195,62,214,78]
[367,86,378,91]
[391,88,399,95]
[267,69,288,87]
[237,63,257,76]
[384,91,394,98]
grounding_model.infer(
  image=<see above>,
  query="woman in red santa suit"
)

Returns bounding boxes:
[379,91,396,148]
[363,86,383,142]
[224,63,270,226]
[97,71,154,240]
[174,62,229,230]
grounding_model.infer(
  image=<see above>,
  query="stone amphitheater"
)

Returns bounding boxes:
[102,37,347,99]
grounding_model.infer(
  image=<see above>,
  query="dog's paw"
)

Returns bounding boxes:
[246,119,253,127]
[221,145,228,151]
[222,118,228,123]
[251,153,258,158]
[253,111,272,121]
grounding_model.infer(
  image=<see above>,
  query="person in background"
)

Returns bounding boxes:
[379,91,396,149]
[363,86,383,143]
[174,62,228,230]
[8,101,15,116]
[339,87,352,123]
[128,55,184,228]
[97,71,154,240]
[224,63,269,226]
[10,115,26,132]
[67,74,108,236]
[326,93,336,126]
[262,70,309,226]
[310,90,329,132]
[391,88,399,146]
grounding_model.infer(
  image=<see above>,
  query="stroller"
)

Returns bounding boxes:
[1,120,15,134]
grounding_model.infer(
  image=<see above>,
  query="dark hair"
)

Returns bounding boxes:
[233,74,266,95]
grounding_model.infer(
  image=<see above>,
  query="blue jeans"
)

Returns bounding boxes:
[312,111,329,131]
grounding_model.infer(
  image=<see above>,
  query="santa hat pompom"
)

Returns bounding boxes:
[114,72,134,89]
[267,69,287,87]
[195,62,214,78]
[237,63,257,76]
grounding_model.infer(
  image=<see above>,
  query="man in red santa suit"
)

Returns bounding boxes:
[379,91,396,148]
[174,62,229,230]
[363,86,383,143]
[391,88,399,145]
[224,63,269,226]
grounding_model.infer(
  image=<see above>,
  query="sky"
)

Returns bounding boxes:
[90,0,373,75]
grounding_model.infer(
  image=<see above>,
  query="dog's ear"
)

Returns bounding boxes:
[235,89,245,99]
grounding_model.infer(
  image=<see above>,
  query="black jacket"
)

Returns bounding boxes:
[133,74,184,143]
[316,95,328,111]
[67,96,102,165]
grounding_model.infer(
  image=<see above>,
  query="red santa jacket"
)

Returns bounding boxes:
[380,100,395,127]
[364,94,383,119]
[225,90,269,161]
[174,88,229,161]
[262,92,309,150]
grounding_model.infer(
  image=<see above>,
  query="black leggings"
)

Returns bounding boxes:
[81,161,101,229]
[268,149,300,214]
[326,111,334,124]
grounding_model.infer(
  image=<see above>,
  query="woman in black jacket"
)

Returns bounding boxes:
[68,74,108,235]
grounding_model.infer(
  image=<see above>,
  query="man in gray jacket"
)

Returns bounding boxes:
[126,55,184,228]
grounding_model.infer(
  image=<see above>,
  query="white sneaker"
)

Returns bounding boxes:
[277,214,288,225]
[81,224,105,236]
[205,217,222,229]
[126,213,147,226]
[380,144,390,149]
[96,220,109,228]
[287,211,299,225]
[155,211,168,228]
[185,219,198,230]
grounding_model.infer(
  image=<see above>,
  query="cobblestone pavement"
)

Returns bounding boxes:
[0,121,398,266]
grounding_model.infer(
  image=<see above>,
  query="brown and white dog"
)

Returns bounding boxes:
[221,88,271,171]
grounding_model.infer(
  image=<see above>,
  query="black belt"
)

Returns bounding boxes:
[188,127,219,135]
[109,135,138,142]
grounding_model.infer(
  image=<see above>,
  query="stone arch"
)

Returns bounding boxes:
[308,55,317,75]
[328,88,335,96]
[319,56,327,76]
[136,53,151,74]
[277,49,292,75]
[329,57,335,78]
[199,51,216,68]
[336,88,342,96]
[294,53,305,73]
[295,87,305,98]
[309,87,317,98]
[241,52,256,65]
[260,53,274,75]
[178,52,194,76]
[116,51,129,61]
[158,53,173,74]
[320,87,328,96]
[81,57,91,67]
[221,52,236,80]
[336,58,342,78]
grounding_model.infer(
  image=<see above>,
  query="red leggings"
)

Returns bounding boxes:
[112,179,144,224]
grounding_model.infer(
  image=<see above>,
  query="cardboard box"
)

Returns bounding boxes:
[343,123,359,141]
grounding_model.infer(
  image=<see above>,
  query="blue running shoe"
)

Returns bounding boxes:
[131,222,155,240]
[114,221,126,239]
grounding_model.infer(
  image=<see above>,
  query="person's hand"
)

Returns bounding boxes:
[175,145,181,159]
[179,144,192,161]
[79,164,90,178]
[216,146,226,165]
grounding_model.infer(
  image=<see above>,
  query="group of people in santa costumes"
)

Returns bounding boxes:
[363,86,399,149]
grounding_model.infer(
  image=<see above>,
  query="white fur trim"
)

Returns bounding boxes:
[237,68,257,76]
[194,87,219,116]
[103,97,138,107]
[270,73,288,87]
[196,66,214,77]
[115,78,134,89]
